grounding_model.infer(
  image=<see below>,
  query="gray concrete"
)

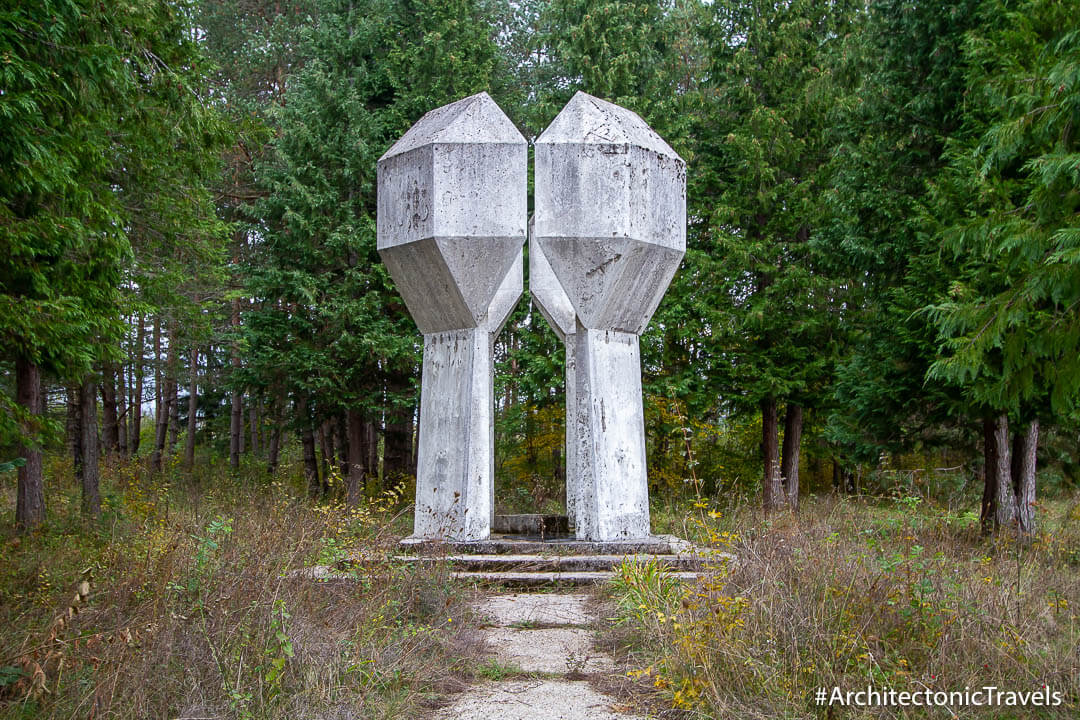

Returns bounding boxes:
[452,569,698,588]
[482,627,614,673]
[434,681,646,720]
[529,219,580,526]
[397,553,704,572]
[400,533,694,555]
[481,593,592,627]
[535,92,686,541]
[377,92,526,541]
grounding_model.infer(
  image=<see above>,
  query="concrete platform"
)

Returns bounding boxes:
[400,533,693,555]
[452,569,699,587]
[396,552,705,572]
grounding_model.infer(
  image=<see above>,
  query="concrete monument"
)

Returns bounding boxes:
[534,92,686,541]
[377,92,527,541]
[528,219,581,529]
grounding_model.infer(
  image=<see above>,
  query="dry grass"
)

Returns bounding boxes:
[606,493,1080,719]
[0,454,484,719]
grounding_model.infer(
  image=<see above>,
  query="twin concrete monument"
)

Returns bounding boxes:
[377,91,686,543]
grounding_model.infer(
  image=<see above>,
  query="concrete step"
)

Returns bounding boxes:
[399,533,693,556]
[451,569,701,588]
[395,552,704,572]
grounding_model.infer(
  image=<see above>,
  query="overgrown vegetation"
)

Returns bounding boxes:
[609,493,1080,718]
[0,454,482,719]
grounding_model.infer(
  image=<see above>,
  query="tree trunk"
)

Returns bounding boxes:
[335,415,348,481]
[78,379,102,517]
[15,359,46,531]
[761,396,784,512]
[153,316,162,433]
[230,299,243,471]
[1014,419,1038,535]
[100,365,119,456]
[346,409,365,505]
[781,403,803,510]
[297,396,320,497]
[267,399,283,475]
[67,385,82,460]
[167,364,180,454]
[318,420,333,494]
[250,402,261,456]
[116,360,128,456]
[185,345,198,468]
[131,317,145,455]
[151,321,177,472]
[383,412,412,488]
[992,414,1015,531]
[980,417,997,535]
[366,419,378,483]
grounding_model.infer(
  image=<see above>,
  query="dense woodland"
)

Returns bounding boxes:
[3,0,1080,532]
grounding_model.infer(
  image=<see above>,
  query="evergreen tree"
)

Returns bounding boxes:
[928,0,1080,534]
[247,0,503,499]
[691,0,852,510]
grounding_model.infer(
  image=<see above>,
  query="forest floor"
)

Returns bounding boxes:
[1,453,1079,718]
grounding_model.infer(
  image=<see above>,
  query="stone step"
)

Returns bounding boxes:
[399,533,693,556]
[451,569,700,587]
[395,552,704,572]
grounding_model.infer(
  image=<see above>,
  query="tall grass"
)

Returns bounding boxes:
[608,494,1080,718]
[0,454,482,719]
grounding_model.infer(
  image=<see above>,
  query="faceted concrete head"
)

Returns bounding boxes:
[534,92,686,334]
[378,92,527,334]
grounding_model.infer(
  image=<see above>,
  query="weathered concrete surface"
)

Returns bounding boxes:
[572,326,649,541]
[529,220,580,527]
[405,553,704,572]
[481,592,592,627]
[434,681,646,720]
[482,627,614,673]
[413,327,493,540]
[377,92,526,541]
[400,533,694,555]
[534,92,685,335]
[535,92,685,542]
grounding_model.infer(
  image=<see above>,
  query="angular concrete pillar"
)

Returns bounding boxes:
[528,219,579,527]
[377,93,526,541]
[534,92,686,541]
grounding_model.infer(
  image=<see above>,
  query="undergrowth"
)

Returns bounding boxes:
[608,493,1080,718]
[0,453,481,719]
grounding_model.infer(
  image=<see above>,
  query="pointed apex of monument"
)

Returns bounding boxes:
[380,92,525,161]
[536,91,682,163]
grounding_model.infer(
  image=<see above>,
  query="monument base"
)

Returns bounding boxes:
[399,533,692,556]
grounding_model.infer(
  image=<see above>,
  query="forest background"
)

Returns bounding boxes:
[3,1,1080,718]
[6,0,1080,530]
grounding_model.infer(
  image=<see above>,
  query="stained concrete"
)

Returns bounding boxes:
[481,593,593,627]
[482,627,614,673]
[528,219,580,527]
[433,681,646,720]
[534,92,685,542]
[377,92,526,541]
